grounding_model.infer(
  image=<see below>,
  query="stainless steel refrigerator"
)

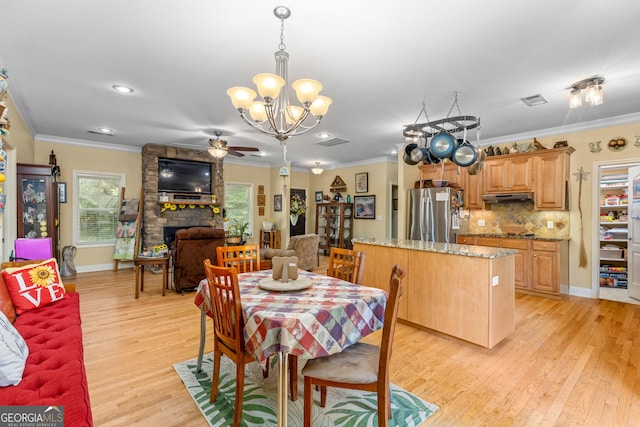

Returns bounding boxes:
[407,187,459,243]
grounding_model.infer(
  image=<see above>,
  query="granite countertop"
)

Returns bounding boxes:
[459,233,569,242]
[352,238,517,259]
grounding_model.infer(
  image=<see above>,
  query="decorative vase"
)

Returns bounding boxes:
[290,214,298,226]
[263,221,274,231]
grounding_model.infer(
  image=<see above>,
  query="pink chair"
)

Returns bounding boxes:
[12,237,54,261]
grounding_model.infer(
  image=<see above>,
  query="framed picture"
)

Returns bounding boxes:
[58,182,67,203]
[257,194,266,206]
[274,194,282,212]
[355,172,368,193]
[258,185,265,195]
[315,191,323,203]
[354,195,375,219]
[258,206,265,216]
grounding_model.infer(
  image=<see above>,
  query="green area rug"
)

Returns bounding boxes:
[174,354,437,427]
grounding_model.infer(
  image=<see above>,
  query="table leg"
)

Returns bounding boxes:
[162,263,167,296]
[277,352,289,427]
[140,266,145,292]
[135,265,140,299]
[196,310,206,373]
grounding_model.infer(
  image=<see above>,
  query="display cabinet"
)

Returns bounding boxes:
[260,229,281,249]
[17,163,58,258]
[599,172,629,289]
[315,202,353,253]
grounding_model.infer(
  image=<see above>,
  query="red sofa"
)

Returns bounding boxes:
[0,270,93,426]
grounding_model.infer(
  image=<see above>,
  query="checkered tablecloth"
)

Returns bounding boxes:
[194,270,388,363]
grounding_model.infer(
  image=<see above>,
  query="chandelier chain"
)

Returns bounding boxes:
[278,17,286,51]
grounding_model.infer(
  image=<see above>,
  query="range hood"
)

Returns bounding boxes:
[482,193,534,203]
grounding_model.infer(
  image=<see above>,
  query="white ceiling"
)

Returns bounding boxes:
[2,0,640,170]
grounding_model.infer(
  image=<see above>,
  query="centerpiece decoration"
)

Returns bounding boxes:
[290,194,306,226]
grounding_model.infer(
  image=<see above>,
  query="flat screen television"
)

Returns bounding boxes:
[157,157,212,195]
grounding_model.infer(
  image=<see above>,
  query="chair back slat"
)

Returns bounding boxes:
[203,259,245,353]
[216,245,262,273]
[326,247,366,284]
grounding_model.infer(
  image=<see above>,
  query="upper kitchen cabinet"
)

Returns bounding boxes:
[461,167,484,209]
[534,147,574,210]
[483,156,533,193]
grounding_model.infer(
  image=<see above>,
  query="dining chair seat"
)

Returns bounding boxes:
[302,342,379,384]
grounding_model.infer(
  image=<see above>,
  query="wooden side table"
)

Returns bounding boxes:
[134,256,169,299]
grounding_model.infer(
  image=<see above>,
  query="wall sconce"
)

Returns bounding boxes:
[568,76,605,108]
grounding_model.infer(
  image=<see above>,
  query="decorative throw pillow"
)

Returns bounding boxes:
[0,310,29,386]
[1,258,67,315]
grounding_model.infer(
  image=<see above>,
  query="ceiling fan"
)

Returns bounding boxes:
[207,131,259,157]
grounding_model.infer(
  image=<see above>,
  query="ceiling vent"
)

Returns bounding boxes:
[316,137,350,147]
[520,94,548,107]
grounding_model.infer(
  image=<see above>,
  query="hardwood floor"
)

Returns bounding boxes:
[77,259,640,426]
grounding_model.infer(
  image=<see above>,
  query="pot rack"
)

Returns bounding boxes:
[402,94,480,139]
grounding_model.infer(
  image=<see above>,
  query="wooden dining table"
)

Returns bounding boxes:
[194,269,388,427]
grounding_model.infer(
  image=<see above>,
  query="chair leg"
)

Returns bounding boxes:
[303,377,313,427]
[320,385,327,407]
[289,354,298,401]
[233,361,245,427]
[210,347,221,402]
[196,311,206,373]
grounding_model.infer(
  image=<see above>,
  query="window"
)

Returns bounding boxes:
[73,171,124,246]
[224,182,253,237]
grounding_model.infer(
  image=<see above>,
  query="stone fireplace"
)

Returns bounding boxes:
[140,144,224,251]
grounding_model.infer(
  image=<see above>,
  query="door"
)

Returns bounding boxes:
[431,188,451,243]
[289,188,306,236]
[408,189,433,241]
[628,165,640,301]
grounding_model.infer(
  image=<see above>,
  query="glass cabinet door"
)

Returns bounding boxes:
[19,177,53,239]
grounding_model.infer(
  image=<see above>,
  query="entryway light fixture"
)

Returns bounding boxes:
[568,76,605,108]
[311,162,323,175]
[227,6,332,143]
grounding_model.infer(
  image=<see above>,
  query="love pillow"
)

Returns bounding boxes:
[1,258,67,314]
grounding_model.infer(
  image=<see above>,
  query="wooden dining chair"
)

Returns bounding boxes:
[216,244,261,273]
[302,265,405,427]
[326,247,366,284]
[203,259,254,426]
[197,245,263,373]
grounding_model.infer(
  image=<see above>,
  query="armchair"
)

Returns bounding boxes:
[172,227,226,292]
[261,233,320,271]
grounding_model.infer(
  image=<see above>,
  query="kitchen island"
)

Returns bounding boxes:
[352,238,516,349]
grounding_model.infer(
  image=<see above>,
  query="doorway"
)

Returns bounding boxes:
[593,159,640,305]
[289,188,306,236]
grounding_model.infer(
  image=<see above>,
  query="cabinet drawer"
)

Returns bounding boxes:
[532,240,559,251]
[457,235,476,245]
[477,237,502,247]
[502,238,529,250]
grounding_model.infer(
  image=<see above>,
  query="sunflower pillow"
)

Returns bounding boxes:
[1,258,67,314]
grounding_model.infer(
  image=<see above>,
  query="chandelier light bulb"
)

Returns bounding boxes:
[311,162,323,175]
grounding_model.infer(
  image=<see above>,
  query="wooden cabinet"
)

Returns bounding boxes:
[534,148,573,210]
[461,167,484,209]
[259,229,281,249]
[17,163,59,259]
[531,240,567,295]
[315,203,353,253]
[418,162,463,187]
[483,156,533,193]
[457,234,567,297]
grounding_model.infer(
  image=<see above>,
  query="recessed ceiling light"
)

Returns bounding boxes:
[318,132,331,138]
[112,85,134,93]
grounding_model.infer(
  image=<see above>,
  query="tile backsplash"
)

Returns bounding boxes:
[468,201,570,238]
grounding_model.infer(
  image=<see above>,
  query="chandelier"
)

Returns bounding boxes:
[311,161,323,174]
[227,6,332,142]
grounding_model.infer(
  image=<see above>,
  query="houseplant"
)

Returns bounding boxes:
[227,220,249,244]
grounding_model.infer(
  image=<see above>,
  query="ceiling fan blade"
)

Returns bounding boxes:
[228,146,259,152]
[227,150,245,157]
